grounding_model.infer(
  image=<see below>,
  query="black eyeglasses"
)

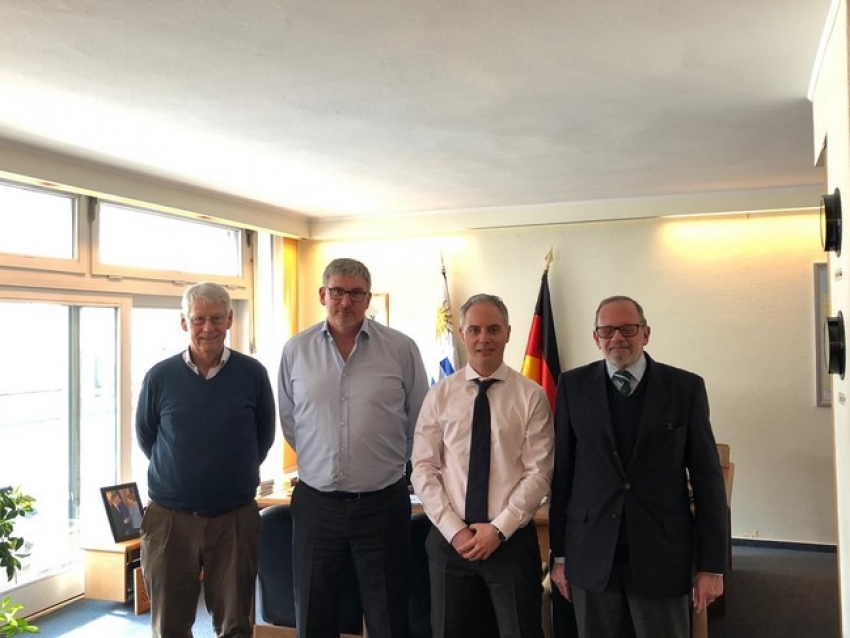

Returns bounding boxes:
[595,324,644,338]
[326,287,369,302]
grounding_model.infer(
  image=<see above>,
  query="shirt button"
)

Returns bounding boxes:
[623,483,631,490]
[611,513,618,519]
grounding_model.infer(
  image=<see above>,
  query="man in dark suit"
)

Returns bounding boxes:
[108,492,132,537]
[549,295,727,638]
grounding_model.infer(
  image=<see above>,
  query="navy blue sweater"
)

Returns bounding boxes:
[136,350,276,511]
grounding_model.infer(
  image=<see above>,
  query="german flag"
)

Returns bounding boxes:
[520,268,561,412]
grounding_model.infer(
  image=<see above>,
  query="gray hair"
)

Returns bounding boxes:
[181,282,232,315]
[322,258,372,290]
[594,295,647,325]
[460,294,510,328]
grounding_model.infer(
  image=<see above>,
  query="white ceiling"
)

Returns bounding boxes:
[0,0,833,233]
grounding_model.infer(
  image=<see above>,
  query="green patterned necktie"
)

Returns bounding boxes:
[613,370,634,397]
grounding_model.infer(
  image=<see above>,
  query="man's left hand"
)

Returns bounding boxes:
[456,523,502,561]
[692,571,724,613]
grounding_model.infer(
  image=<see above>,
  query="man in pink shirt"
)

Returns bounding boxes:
[411,293,555,638]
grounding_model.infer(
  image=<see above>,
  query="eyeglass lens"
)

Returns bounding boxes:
[596,324,641,338]
[190,315,226,326]
[327,287,367,301]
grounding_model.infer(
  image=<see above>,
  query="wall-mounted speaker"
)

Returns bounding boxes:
[821,188,842,255]
[825,311,846,379]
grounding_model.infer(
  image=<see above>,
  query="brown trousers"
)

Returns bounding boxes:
[141,501,260,638]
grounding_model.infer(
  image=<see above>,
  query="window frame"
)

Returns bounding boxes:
[91,200,251,289]
[0,178,85,274]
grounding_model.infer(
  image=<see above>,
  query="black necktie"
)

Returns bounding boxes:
[613,370,634,397]
[465,378,498,523]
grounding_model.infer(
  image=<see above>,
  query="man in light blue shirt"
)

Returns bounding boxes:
[279,257,429,638]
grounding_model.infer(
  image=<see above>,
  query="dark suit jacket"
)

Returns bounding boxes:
[549,353,727,597]
[109,504,130,537]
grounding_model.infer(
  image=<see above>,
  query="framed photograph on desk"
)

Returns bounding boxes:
[100,482,144,542]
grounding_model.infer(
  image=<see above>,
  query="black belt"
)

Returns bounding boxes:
[299,479,402,502]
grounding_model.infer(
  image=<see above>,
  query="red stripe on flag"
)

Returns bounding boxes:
[521,271,562,413]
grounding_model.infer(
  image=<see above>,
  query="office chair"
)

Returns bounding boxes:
[254,504,364,638]
[409,512,433,638]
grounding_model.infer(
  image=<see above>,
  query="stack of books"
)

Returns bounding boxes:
[256,478,275,497]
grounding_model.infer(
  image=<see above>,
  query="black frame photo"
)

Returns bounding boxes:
[100,482,144,542]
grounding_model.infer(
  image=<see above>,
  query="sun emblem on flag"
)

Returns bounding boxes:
[436,301,453,337]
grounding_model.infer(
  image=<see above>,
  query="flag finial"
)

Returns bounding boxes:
[544,248,554,273]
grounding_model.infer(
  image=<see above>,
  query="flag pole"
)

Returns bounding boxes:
[521,247,562,412]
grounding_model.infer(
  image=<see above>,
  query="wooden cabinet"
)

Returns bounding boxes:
[83,538,141,602]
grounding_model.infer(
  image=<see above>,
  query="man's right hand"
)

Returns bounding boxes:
[550,561,573,602]
[450,527,476,553]
[452,527,473,553]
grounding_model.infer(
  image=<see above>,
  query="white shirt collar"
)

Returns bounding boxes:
[183,347,230,379]
[605,353,647,385]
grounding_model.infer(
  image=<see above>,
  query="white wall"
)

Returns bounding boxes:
[299,211,835,545]
[811,0,850,632]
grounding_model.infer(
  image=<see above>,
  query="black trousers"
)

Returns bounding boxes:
[551,577,579,638]
[291,479,411,638]
[426,523,544,638]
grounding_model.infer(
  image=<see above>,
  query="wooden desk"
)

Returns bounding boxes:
[82,538,141,603]
[256,489,293,509]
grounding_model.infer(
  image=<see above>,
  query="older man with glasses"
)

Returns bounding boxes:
[278,257,429,638]
[549,295,727,638]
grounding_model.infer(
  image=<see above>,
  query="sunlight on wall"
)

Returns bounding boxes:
[659,213,820,263]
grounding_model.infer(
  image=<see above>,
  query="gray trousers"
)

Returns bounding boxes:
[571,563,689,638]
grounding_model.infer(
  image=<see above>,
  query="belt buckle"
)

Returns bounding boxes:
[343,492,362,502]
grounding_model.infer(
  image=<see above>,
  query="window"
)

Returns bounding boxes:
[0,299,120,607]
[0,180,78,267]
[97,203,243,277]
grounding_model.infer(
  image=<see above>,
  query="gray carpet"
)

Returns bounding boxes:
[710,544,839,638]
[31,545,840,637]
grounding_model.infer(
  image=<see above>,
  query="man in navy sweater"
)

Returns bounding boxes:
[136,282,276,638]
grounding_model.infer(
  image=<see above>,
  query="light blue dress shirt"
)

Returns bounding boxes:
[278,318,429,492]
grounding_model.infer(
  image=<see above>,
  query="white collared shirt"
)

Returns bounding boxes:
[183,347,230,379]
[411,362,554,543]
